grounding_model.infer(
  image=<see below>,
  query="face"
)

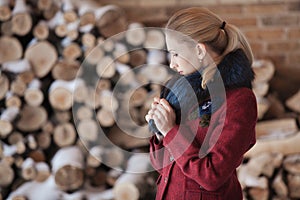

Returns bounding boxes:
[166,34,201,76]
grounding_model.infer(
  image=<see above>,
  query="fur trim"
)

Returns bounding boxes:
[217,48,254,90]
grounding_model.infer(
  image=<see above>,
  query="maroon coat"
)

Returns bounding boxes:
[149,87,257,200]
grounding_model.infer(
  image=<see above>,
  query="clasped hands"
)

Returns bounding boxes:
[145,97,176,137]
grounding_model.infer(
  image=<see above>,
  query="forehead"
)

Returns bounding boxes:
[165,31,197,51]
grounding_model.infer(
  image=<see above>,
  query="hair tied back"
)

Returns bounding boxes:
[220,21,226,30]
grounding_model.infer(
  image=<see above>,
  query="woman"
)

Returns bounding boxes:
[145,7,257,200]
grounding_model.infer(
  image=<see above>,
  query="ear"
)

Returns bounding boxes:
[196,43,207,60]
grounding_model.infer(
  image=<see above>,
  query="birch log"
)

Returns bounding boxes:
[0,36,23,64]
[24,41,58,78]
[113,154,151,200]
[0,0,11,21]
[16,105,47,132]
[11,0,32,36]
[51,146,84,191]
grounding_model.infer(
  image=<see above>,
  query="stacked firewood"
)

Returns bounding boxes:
[238,64,300,199]
[1,0,300,200]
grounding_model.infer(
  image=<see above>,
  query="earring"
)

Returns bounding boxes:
[199,58,203,63]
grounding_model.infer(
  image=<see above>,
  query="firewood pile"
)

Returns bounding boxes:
[239,62,300,200]
[0,0,300,200]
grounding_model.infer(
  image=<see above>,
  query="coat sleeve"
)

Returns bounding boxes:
[149,135,165,174]
[162,89,257,191]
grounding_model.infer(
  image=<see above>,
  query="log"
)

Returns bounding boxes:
[144,29,165,49]
[24,41,58,78]
[87,146,104,168]
[76,0,97,27]
[0,161,14,187]
[52,59,80,81]
[0,73,9,100]
[252,59,275,84]
[55,24,67,38]
[96,78,111,92]
[128,87,148,107]
[76,106,93,121]
[272,170,288,198]
[99,90,119,112]
[83,86,102,109]
[7,131,23,145]
[125,23,146,47]
[0,107,19,138]
[5,94,22,108]
[255,118,298,139]
[248,188,269,200]
[139,64,169,84]
[53,123,76,147]
[54,111,71,123]
[84,46,104,65]
[34,162,50,182]
[238,153,272,189]
[28,149,46,162]
[62,0,77,23]
[51,146,84,191]
[16,105,47,132]
[286,90,300,113]
[1,20,13,35]
[24,79,44,107]
[97,109,115,127]
[129,49,147,68]
[33,21,49,40]
[82,32,96,48]
[283,154,300,174]
[94,5,127,38]
[264,94,286,119]
[256,97,270,120]
[0,0,11,21]
[17,70,35,85]
[115,62,137,86]
[245,132,300,157]
[62,42,82,61]
[11,0,32,36]
[21,158,37,181]
[77,119,98,142]
[113,43,130,64]
[96,56,116,78]
[36,131,51,150]
[113,154,151,200]
[37,0,52,11]
[27,134,37,150]
[108,125,149,150]
[0,36,23,64]
[287,174,300,198]
[49,80,77,111]
[10,79,26,96]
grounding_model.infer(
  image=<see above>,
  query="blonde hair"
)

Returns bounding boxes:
[166,7,253,89]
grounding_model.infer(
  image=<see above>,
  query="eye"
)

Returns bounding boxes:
[172,53,178,57]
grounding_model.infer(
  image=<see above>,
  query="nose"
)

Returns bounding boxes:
[169,57,177,69]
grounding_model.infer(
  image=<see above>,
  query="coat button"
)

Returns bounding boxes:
[169,155,174,162]
[199,185,203,189]
[164,177,168,183]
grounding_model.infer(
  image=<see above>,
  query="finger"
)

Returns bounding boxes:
[151,101,159,109]
[153,97,160,103]
[145,114,151,123]
[155,104,168,117]
[159,99,173,113]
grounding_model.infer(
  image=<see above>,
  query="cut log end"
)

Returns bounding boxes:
[114,183,139,200]
[54,165,84,191]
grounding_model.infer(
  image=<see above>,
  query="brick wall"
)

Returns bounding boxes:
[97,0,300,69]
